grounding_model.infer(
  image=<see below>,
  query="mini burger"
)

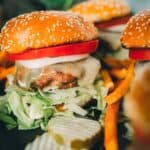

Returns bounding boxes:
[69,0,131,51]
[121,10,150,147]
[0,11,107,130]
[121,9,150,61]
[2,11,99,89]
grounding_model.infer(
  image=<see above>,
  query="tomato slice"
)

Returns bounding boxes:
[8,40,98,61]
[95,15,130,30]
[129,49,150,61]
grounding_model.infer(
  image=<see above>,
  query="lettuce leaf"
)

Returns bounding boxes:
[38,86,97,106]
[0,85,54,130]
[0,76,108,130]
[95,81,108,111]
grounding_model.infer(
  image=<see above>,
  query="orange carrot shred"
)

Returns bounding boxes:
[0,66,16,80]
[104,101,120,150]
[105,61,135,105]
[103,56,132,69]
[110,68,127,80]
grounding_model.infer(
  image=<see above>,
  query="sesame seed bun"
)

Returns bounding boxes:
[0,11,98,54]
[69,0,130,23]
[121,10,150,48]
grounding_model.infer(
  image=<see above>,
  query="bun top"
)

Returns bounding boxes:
[0,11,98,54]
[121,10,150,48]
[69,0,130,22]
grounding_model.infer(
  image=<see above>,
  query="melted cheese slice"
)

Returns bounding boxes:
[48,116,101,149]
[16,56,101,89]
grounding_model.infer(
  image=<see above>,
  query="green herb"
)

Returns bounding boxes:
[40,0,73,10]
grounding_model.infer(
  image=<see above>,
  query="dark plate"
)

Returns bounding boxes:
[0,122,130,150]
[0,124,43,150]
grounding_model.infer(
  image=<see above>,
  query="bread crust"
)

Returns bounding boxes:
[121,10,150,48]
[0,11,98,54]
[69,0,130,22]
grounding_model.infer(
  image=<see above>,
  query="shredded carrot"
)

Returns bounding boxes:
[105,61,135,105]
[104,102,120,150]
[120,59,132,68]
[103,56,132,69]
[55,103,65,112]
[101,69,114,91]
[110,68,127,80]
[113,80,122,89]
[0,66,16,80]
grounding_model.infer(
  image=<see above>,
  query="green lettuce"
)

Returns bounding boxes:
[0,96,17,129]
[0,85,54,130]
[95,80,108,111]
[0,75,108,130]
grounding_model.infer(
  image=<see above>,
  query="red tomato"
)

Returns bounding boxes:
[129,49,150,61]
[95,15,130,30]
[7,40,99,61]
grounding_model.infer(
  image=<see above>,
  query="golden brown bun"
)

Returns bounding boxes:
[69,0,130,22]
[121,10,150,48]
[124,63,150,133]
[0,11,98,54]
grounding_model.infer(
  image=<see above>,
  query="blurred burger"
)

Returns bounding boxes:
[69,0,131,51]
[121,10,150,149]
[121,9,150,61]
[0,11,108,131]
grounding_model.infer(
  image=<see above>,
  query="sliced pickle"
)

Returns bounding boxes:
[48,116,101,149]
[25,133,67,150]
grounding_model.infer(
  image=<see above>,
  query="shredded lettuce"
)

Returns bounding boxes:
[38,86,97,106]
[6,87,53,130]
[0,85,53,130]
[0,75,108,130]
[95,80,108,111]
[0,95,17,129]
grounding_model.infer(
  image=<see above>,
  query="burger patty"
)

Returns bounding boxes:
[16,56,100,90]
[35,69,77,89]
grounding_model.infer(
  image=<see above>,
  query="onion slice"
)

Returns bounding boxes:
[17,54,89,68]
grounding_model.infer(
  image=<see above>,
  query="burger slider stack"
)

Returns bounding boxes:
[69,0,131,52]
[0,11,109,149]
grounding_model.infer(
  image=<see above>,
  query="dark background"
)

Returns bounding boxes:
[0,0,84,27]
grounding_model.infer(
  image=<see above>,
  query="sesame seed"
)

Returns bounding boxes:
[128,32,132,36]
[0,10,98,52]
[69,0,130,22]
